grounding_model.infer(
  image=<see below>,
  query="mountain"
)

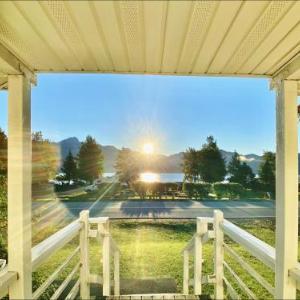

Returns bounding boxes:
[58,137,263,174]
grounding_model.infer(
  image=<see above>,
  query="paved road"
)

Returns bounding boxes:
[33,200,276,222]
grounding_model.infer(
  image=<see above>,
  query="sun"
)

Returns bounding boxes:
[143,143,154,154]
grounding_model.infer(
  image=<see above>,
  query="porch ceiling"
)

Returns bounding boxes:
[0,1,300,79]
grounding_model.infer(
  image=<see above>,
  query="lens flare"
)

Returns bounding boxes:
[143,143,154,154]
[140,172,158,183]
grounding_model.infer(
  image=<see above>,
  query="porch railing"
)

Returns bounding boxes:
[182,210,280,299]
[0,210,120,299]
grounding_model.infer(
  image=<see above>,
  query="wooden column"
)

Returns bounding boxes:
[102,220,111,296]
[183,250,189,295]
[275,80,298,299]
[7,75,32,299]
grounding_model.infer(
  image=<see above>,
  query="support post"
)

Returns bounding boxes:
[7,75,32,299]
[275,80,298,299]
[102,220,111,296]
[214,210,224,300]
[114,250,120,296]
[183,250,189,295]
[194,218,207,295]
[80,210,90,299]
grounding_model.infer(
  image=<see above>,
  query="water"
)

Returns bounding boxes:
[103,172,184,183]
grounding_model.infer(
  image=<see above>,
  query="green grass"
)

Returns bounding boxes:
[30,219,296,299]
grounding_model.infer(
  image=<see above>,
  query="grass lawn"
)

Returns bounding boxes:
[31,219,295,299]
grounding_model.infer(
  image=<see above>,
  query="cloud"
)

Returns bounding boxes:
[239,155,255,162]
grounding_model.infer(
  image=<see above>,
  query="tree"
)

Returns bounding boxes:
[228,151,255,187]
[115,148,140,185]
[182,148,200,182]
[32,131,60,186]
[258,151,275,195]
[198,136,226,183]
[0,128,7,175]
[62,150,78,181]
[78,136,103,182]
[227,151,241,183]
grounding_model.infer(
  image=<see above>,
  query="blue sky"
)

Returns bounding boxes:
[0,74,276,155]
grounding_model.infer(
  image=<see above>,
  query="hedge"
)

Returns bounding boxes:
[213,182,244,199]
[183,182,211,199]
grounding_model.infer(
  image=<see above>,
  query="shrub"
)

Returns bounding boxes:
[183,182,211,199]
[213,182,244,199]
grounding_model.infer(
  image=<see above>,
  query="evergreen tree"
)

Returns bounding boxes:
[198,136,226,183]
[182,147,200,182]
[228,151,255,187]
[227,151,241,183]
[62,150,78,180]
[0,128,7,175]
[78,136,103,182]
[115,148,139,185]
[258,151,275,195]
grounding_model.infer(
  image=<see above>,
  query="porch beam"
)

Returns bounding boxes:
[0,42,36,84]
[7,74,32,299]
[275,79,298,299]
[273,54,300,80]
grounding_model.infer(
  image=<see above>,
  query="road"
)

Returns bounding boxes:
[33,200,276,221]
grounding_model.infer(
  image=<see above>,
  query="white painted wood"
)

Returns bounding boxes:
[80,210,90,299]
[182,234,196,254]
[114,250,120,296]
[223,261,257,299]
[224,243,274,295]
[89,217,109,224]
[221,220,275,270]
[223,276,240,300]
[214,210,224,300]
[102,220,111,296]
[0,268,18,298]
[32,220,82,271]
[289,264,300,290]
[7,74,32,299]
[65,278,80,300]
[33,246,80,299]
[183,250,189,294]
[275,80,298,299]
[50,262,80,300]
[194,218,207,295]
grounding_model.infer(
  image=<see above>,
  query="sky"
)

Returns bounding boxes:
[0,74,277,155]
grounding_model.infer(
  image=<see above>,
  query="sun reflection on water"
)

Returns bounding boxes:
[140,172,158,183]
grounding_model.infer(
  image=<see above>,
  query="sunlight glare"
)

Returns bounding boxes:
[143,143,154,154]
[140,172,158,183]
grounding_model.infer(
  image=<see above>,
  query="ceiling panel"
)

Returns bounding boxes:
[0,0,299,78]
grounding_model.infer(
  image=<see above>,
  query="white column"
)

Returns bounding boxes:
[114,250,120,296]
[183,250,189,295]
[275,80,298,299]
[80,210,90,299]
[7,75,32,299]
[214,210,224,300]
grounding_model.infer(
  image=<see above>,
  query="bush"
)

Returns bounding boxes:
[183,182,211,199]
[213,182,244,199]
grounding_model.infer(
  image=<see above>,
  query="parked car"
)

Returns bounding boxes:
[84,184,98,193]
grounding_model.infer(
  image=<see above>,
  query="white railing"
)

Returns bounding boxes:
[0,210,120,299]
[182,210,277,299]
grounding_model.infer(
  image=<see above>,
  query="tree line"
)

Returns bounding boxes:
[183,136,275,195]
[0,129,104,185]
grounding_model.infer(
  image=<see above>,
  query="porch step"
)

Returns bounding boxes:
[107,294,203,300]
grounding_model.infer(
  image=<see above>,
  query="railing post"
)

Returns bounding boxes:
[183,250,189,295]
[102,219,111,296]
[114,250,120,296]
[80,210,90,299]
[7,75,32,299]
[214,210,224,299]
[194,218,207,295]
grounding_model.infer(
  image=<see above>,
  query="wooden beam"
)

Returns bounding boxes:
[0,42,36,84]
[7,74,32,299]
[275,80,298,299]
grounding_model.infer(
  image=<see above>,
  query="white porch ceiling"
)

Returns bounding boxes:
[0,1,300,79]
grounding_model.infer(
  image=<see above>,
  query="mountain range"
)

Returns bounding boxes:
[57,137,263,174]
